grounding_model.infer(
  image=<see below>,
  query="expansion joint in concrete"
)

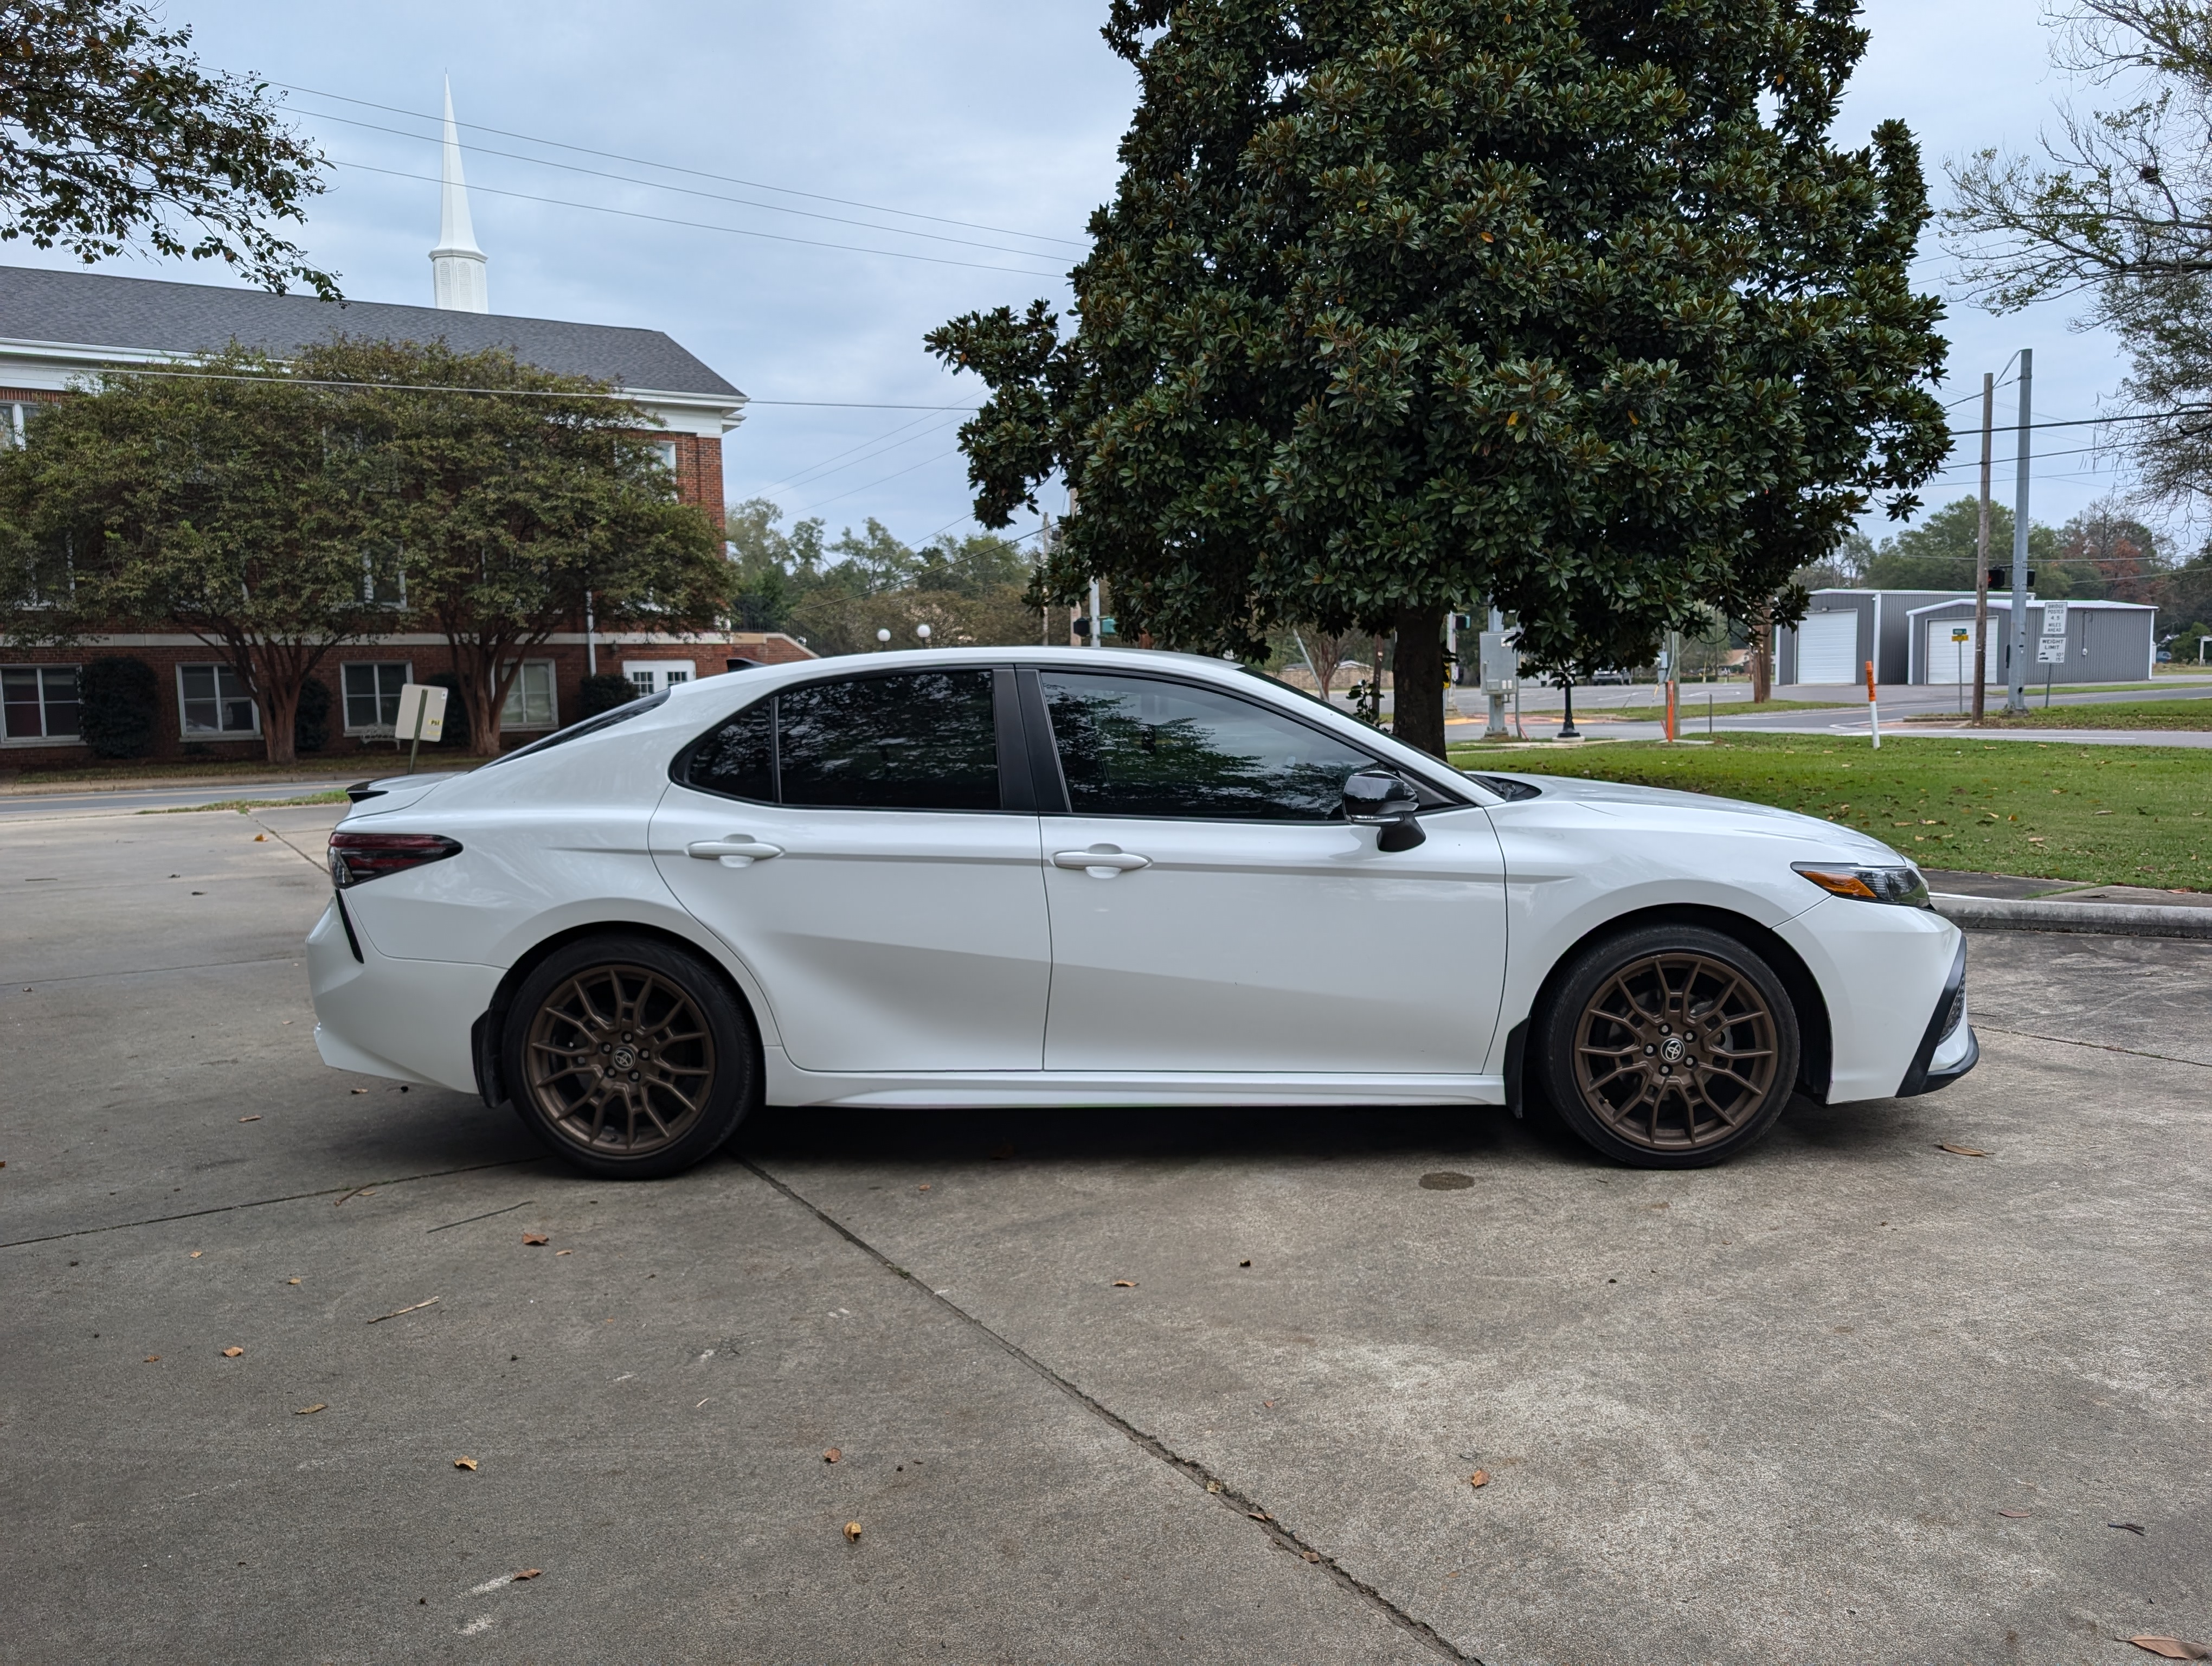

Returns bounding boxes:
[739,1157,1479,1665]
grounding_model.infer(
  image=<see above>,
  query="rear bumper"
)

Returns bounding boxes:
[307,896,499,1093]
[1896,935,1977,1098]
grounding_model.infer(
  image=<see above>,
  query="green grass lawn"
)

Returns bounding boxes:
[1448,731,2212,889]
[143,792,351,813]
[8,754,492,789]
[1905,699,2212,730]
[1580,696,1859,722]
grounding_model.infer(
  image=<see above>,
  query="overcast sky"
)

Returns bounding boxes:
[3,2,2140,550]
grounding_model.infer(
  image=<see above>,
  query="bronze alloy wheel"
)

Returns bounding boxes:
[1569,950,1782,1155]
[522,963,717,1157]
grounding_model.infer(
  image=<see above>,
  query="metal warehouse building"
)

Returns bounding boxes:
[1776,589,2158,685]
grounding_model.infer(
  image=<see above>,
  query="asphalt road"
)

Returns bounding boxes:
[3,804,2207,1664]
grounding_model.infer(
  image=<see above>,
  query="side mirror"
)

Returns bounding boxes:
[1343,768,1426,851]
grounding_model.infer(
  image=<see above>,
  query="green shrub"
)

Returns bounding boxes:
[578,673,636,717]
[78,657,157,758]
[293,676,331,753]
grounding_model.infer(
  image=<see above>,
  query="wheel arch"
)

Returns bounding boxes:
[471,919,767,1110]
[1507,904,1832,1111]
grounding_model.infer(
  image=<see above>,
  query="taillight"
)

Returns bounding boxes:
[327,830,462,888]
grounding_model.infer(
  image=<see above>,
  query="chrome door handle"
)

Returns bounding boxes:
[686,837,785,864]
[1052,847,1151,874]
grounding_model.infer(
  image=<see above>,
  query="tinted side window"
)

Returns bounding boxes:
[685,699,773,800]
[1040,671,1373,821]
[778,670,1000,810]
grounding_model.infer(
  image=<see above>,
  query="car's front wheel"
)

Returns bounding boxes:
[503,934,757,1178]
[1533,924,1799,1169]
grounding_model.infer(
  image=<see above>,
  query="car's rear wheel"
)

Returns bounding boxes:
[1533,924,1799,1169]
[503,935,757,1178]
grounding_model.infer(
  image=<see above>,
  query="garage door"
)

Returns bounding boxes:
[1796,611,1859,683]
[1924,619,1972,685]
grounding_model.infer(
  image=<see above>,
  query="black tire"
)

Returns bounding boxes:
[502,934,758,1179]
[1532,924,1799,1169]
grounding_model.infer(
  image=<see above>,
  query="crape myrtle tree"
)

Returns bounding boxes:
[929,0,1949,756]
[317,338,728,756]
[0,0,332,293]
[0,346,387,763]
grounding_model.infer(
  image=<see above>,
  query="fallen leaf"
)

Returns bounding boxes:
[1997,1509,2029,1517]
[917,1183,930,1191]
[366,1296,439,1324]
[295,1404,326,1415]
[349,1088,367,1095]
[143,1355,159,1363]
[2128,1639,2210,1660]
[824,1448,842,1463]
[522,1232,549,1246]
[253,834,266,841]
[1468,1470,1491,1489]
[1301,1550,1321,1563]
[1935,1143,1990,1158]
[1206,1481,1223,1494]
[454,1458,478,1471]
[1113,1279,1137,1289]
[843,1521,862,1542]
[286,1278,301,1285]
[189,1251,202,1259]
[555,1248,571,1256]
[2111,1521,2147,1535]
[221,1347,243,1357]
[238,1115,260,1123]
[1248,1511,1272,1521]
[1238,1259,1252,1268]
[513,1569,542,1581]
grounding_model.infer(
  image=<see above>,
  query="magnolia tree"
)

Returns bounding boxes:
[930,0,1950,756]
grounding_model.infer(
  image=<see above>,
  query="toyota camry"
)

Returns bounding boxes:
[308,646,1976,1176]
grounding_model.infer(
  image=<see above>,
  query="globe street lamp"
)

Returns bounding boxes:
[916,624,933,646]
[875,627,891,650]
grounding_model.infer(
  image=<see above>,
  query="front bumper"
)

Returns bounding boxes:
[1896,934,1977,1098]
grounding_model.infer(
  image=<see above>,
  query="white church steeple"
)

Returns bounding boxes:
[429,76,488,312]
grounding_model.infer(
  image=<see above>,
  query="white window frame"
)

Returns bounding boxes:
[177,663,260,739]
[652,439,679,475]
[341,661,414,735]
[2,663,82,744]
[622,660,694,694]
[500,659,560,731]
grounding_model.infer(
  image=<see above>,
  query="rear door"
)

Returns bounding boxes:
[1030,669,1508,1075]
[651,667,1049,1073]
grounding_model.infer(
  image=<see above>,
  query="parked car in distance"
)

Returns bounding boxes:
[308,647,1976,1178]
[1588,668,1634,684]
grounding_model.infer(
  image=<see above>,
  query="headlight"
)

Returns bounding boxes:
[1791,861,1931,908]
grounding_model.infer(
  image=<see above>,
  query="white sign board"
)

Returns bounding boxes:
[394,682,448,743]
[1477,631,1518,694]
[2035,637,2067,666]
[2041,600,2069,639]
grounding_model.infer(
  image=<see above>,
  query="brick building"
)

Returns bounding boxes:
[1,89,809,774]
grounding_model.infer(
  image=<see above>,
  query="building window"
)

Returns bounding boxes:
[178,664,259,736]
[360,548,406,607]
[342,662,412,733]
[501,661,558,729]
[3,665,80,740]
[625,661,693,694]
[653,440,679,475]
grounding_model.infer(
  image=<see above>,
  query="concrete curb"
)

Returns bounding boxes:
[1931,892,2212,940]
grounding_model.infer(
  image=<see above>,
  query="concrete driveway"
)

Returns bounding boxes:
[3,803,2206,1664]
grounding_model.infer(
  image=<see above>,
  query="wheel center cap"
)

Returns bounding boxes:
[612,1046,636,1071]
[1660,1037,1687,1064]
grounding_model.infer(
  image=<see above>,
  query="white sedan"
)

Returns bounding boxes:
[307,646,1976,1176]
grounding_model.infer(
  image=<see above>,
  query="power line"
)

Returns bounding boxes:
[311,110,1072,261]
[795,446,964,515]
[763,413,968,496]
[278,81,1090,250]
[332,158,1066,279]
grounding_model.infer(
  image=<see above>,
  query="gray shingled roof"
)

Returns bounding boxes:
[0,265,742,399]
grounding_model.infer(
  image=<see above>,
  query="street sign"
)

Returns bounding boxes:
[2036,637,2066,665]
[2041,600,2068,639]
[395,682,447,744]
[1950,627,1969,642]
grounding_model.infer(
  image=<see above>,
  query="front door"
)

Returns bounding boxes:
[1033,669,1508,1075]
[651,667,1049,1073]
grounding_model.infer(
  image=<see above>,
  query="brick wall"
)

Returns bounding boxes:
[0,633,813,776]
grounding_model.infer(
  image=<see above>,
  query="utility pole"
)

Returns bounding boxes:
[2007,348,2033,714]
[1972,373,1994,725]
[1483,604,1508,738]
